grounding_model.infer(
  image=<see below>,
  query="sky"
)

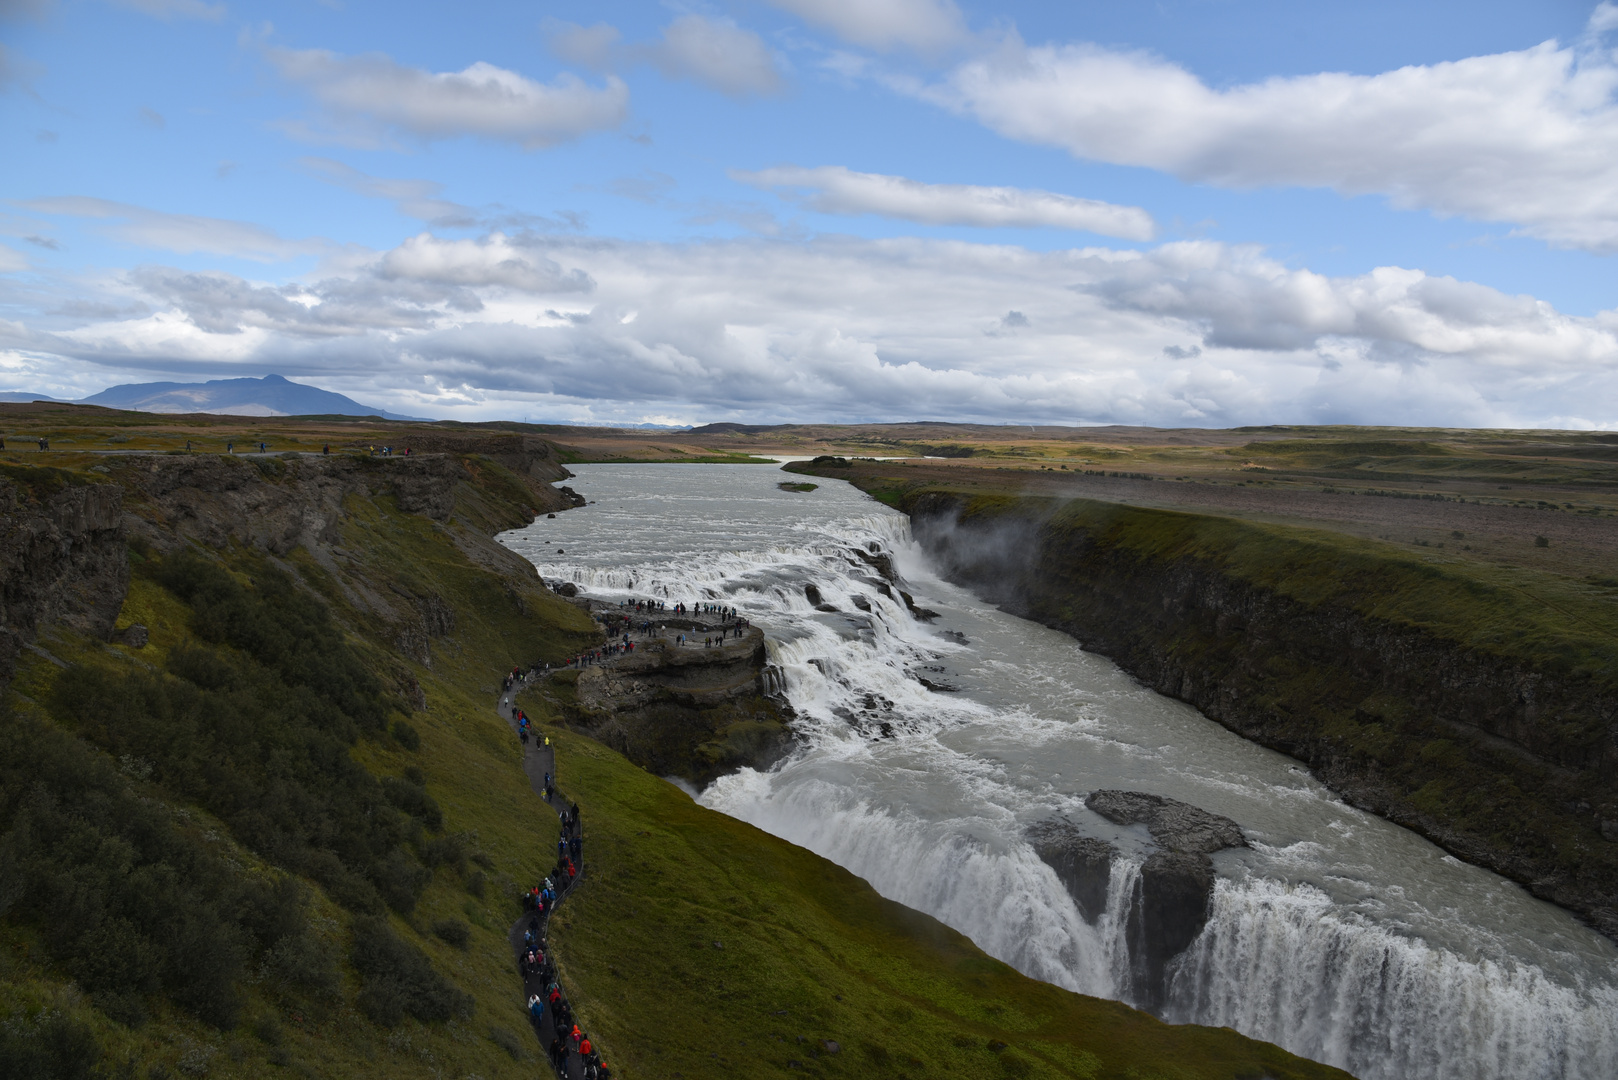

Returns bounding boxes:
[3,0,1618,428]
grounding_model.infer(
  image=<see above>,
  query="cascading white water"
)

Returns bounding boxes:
[501,463,1618,1080]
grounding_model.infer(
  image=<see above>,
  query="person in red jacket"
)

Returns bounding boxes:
[580,1036,592,1056]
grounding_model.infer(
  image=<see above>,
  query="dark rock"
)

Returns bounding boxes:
[559,486,586,507]
[851,545,898,583]
[1602,820,1618,843]
[1128,851,1216,1011]
[555,582,578,597]
[114,623,149,648]
[940,629,968,644]
[804,583,825,606]
[547,513,556,518]
[900,590,940,621]
[917,678,958,692]
[821,1041,839,1054]
[1026,819,1114,923]
[1086,790,1246,853]
[851,595,872,612]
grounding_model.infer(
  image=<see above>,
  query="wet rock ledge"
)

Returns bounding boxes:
[551,603,792,785]
[1028,791,1246,1013]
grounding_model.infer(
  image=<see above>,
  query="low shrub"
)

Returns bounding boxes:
[349,917,473,1027]
[431,917,471,949]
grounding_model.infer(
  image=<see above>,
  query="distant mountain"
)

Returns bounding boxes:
[0,392,72,403]
[78,374,429,421]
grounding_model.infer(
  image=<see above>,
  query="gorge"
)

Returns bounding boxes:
[511,461,1618,1080]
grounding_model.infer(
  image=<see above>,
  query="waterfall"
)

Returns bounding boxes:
[501,463,1618,1080]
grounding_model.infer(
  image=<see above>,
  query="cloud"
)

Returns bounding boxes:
[267,47,628,149]
[376,232,595,293]
[109,0,225,20]
[0,245,28,272]
[24,234,60,249]
[925,18,1618,252]
[6,231,1616,428]
[648,15,783,98]
[766,0,966,54]
[138,106,165,129]
[735,165,1156,239]
[543,19,620,72]
[23,196,325,261]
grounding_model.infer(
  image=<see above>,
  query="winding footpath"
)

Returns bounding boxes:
[498,677,601,1080]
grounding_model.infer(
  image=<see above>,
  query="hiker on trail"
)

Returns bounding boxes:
[259,441,266,453]
[558,837,567,861]
[37,437,47,451]
[227,441,233,453]
[323,444,329,455]
[529,994,544,1022]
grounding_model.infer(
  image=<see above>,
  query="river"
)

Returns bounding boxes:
[499,463,1618,1080]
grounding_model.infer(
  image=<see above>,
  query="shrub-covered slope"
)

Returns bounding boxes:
[1,442,598,1078]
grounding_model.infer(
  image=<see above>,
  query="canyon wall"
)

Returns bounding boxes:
[902,490,1618,939]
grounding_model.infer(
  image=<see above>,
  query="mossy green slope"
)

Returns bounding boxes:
[516,716,1353,1080]
[2,453,598,1079]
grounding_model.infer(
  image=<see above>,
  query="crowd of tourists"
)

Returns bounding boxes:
[505,673,608,1080]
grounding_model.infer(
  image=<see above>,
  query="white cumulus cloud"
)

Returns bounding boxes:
[377,232,595,293]
[6,232,1616,429]
[267,47,628,149]
[650,15,783,98]
[767,0,966,54]
[735,165,1155,240]
[927,11,1618,252]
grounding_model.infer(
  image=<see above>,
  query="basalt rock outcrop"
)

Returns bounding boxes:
[563,612,791,784]
[1025,818,1113,923]
[1086,790,1247,854]
[906,489,1618,941]
[0,470,127,685]
[1029,792,1245,1013]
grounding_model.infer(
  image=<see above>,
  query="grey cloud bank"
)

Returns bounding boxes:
[4,231,1615,430]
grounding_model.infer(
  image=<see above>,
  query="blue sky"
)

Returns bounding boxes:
[3,0,1617,427]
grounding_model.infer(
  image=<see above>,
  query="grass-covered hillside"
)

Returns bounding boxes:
[509,705,1353,1080]
[1,435,600,1078]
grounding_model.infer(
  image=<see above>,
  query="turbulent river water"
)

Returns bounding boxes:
[500,464,1618,1080]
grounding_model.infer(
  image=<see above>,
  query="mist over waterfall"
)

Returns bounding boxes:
[502,464,1618,1080]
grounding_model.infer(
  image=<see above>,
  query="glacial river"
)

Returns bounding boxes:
[500,463,1618,1080]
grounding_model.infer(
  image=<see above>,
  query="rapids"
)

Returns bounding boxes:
[500,463,1618,1080]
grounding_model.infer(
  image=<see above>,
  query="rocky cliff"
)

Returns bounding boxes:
[551,606,791,784]
[0,440,578,691]
[905,490,1618,940]
[0,466,127,682]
